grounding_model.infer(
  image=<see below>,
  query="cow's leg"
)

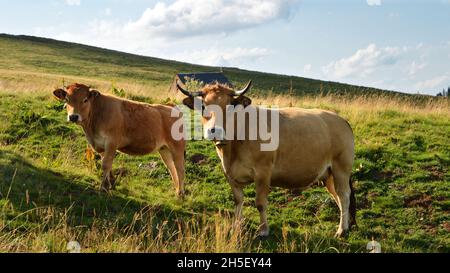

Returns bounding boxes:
[325,175,340,208]
[101,145,116,192]
[332,169,352,238]
[231,183,244,223]
[159,147,183,198]
[255,175,271,237]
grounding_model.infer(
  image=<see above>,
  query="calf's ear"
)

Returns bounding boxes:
[232,96,252,108]
[53,89,67,101]
[89,90,100,99]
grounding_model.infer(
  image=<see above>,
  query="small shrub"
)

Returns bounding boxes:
[111,82,126,98]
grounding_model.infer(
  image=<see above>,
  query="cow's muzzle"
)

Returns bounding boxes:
[68,114,80,123]
[205,126,225,142]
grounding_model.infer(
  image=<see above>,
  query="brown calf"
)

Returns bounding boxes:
[53,83,185,196]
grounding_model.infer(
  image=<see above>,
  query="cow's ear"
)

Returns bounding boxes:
[89,90,100,99]
[53,89,67,101]
[182,97,195,110]
[232,96,252,108]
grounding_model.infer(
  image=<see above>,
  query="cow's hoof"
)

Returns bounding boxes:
[109,177,117,189]
[176,191,185,200]
[100,181,112,193]
[257,228,270,240]
[256,234,270,241]
[334,229,349,238]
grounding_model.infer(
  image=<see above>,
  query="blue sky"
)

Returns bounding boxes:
[1,0,449,95]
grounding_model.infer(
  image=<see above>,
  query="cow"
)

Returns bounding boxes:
[177,81,355,237]
[53,83,185,197]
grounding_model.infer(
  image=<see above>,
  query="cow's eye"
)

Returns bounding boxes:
[83,98,88,103]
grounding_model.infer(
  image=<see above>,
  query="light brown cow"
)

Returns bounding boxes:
[53,83,185,196]
[178,81,356,237]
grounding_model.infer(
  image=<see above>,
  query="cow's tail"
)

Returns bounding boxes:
[349,176,357,228]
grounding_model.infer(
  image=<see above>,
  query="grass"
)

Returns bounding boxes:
[0,34,449,253]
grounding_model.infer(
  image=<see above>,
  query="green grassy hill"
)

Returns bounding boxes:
[0,34,449,253]
[0,34,414,97]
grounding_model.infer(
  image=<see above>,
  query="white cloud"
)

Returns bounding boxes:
[323,44,403,80]
[123,0,297,39]
[408,61,426,76]
[367,0,381,6]
[65,0,81,6]
[303,64,312,73]
[415,74,450,90]
[44,0,296,68]
[319,42,450,94]
[50,25,271,68]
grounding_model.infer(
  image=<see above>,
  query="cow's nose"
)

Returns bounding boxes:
[206,127,225,141]
[69,115,79,123]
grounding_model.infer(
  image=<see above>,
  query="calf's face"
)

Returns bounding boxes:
[53,84,99,124]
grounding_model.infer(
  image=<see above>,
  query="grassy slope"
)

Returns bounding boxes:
[0,35,449,252]
[0,34,412,97]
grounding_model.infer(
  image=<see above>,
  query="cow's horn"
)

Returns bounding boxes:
[176,83,203,97]
[233,80,252,96]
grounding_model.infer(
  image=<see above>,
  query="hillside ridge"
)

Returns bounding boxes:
[0,33,413,97]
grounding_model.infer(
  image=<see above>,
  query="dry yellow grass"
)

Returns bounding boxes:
[254,93,449,115]
[0,204,256,253]
[0,70,169,98]
[1,70,447,116]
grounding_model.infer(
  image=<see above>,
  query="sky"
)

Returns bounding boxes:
[1,0,450,95]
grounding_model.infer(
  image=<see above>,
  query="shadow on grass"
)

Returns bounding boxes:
[0,150,369,252]
[0,150,187,229]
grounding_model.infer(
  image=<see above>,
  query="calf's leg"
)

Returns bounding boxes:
[172,148,186,198]
[101,145,116,192]
[159,147,184,198]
